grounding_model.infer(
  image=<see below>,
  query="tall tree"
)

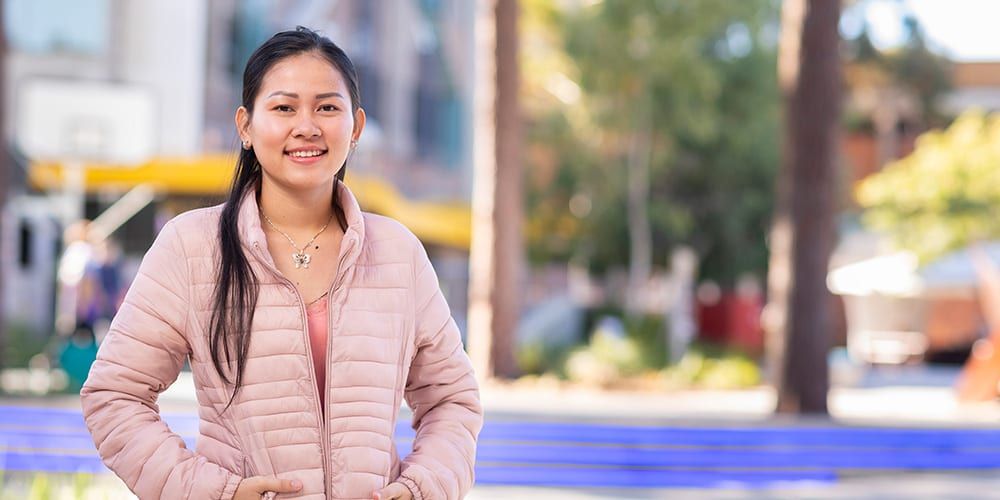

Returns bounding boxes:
[468,0,522,379]
[522,0,780,288]
[560,1,776,288]
[765,0,842,414]
[0,0,8,371]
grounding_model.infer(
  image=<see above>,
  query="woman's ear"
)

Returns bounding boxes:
[352,107,366,143]
[235,106,251,143]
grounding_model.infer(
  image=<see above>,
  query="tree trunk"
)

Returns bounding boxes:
[468,0,522,379]
[626,101,653,318]
[765,0,842,414]
[0,0,8,371]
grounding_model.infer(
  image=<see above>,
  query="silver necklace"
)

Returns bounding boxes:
[261,212,334,269]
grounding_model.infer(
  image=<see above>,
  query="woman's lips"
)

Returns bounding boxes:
[285,150,327,164]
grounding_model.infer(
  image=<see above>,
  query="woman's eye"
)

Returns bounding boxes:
[274,105,293,112]
[319,105,338,112]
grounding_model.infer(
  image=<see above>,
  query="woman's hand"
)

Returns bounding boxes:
[373,482,413,500]
[233,476,302,499]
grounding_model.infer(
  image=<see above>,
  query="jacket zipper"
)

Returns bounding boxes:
[254,238,353,499]
[243,455,256,477]
[322,238,353,498]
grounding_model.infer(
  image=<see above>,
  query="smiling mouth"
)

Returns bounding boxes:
[285,150,327,158]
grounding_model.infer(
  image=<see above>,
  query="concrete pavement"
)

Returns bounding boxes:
[469,472,1000,499]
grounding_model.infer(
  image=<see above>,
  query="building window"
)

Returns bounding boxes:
[18,220,32,269]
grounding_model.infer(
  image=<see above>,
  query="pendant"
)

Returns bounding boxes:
[293,252,312,269]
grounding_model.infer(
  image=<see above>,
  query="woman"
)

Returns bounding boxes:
[81,27,482,500]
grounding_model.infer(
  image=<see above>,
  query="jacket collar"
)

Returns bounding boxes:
[237,180,366,273]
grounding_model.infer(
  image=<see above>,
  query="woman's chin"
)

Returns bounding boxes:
[265,171,340,193]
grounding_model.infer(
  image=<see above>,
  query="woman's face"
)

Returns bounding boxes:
[236,52,365,195]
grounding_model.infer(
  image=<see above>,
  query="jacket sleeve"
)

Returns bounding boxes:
[397,241,484,500]
[80,220,242,500]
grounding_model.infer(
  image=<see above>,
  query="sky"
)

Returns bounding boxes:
[846,0,1000,61]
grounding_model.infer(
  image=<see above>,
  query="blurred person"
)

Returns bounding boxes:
[58,322,98,393]
[74,244,107,330]
[80,27,482,500]
[61,227,124,341]
[84,238,125,339]
[55,220,96,336]
[92,239,124,314]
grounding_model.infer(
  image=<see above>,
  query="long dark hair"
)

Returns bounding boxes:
[210,26,361,404]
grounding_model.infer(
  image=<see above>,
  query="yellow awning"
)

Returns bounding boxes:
[29,156,471,249]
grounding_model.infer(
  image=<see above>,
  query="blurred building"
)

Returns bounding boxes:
[841,62,923,189]
[833,58,1000,365]
[204,0,475,200]
[842,59,1000,188]
[2,0,475,336]
[2,0,209,334]
[940,61,1000,115]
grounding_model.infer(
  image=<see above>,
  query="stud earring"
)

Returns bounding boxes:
[350,139,358,149]
[242,140,251,150]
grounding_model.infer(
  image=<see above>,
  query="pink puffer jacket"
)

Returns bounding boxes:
[81,181,483,499]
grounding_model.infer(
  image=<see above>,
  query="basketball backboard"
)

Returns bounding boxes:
[16,78,156,165]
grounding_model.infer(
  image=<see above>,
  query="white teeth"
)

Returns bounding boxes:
[288,150,324,158]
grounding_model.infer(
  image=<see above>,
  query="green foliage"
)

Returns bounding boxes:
[664,42,779,284]
[561,332,762,389]
[857,111,1000,263]
[518,303,762,389]
[2,322,49,369]
[584,307,669,367]
[72,472,92,499]
[522,0,780,284]
[661,344,762,390]
[561,310,669,385]
[564,333,643,386]
[843,11,953,126]
[888,16,954,126]
[28,473,51,500]
[0,472,129,500]
[516,340,572,377]
[622,314,669,370]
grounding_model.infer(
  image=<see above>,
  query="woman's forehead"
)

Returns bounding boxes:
[259,53,348,97]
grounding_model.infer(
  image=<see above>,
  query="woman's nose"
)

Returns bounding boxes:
[292,113,321,138]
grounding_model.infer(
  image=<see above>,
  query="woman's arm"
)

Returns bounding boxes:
[80,220,242,500]
[397,242,484,500]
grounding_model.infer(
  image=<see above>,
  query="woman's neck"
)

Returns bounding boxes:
[257,181,337,234]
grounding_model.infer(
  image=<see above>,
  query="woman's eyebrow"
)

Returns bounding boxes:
[265,90,344,99]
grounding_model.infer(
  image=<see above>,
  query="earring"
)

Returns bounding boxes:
[242,140,251,150]
[350,139,358,149]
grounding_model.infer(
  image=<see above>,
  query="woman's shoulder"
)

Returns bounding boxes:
[361,211,424,258]
[156,203,226,256]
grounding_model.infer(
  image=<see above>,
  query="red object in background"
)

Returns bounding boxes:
[697,290,764,355]
[842,131,919,190]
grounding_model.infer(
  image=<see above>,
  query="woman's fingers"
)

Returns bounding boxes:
[253,476,303,494]
[260,476,302,493]
[233,476,300,500]
[373,482,412,500]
